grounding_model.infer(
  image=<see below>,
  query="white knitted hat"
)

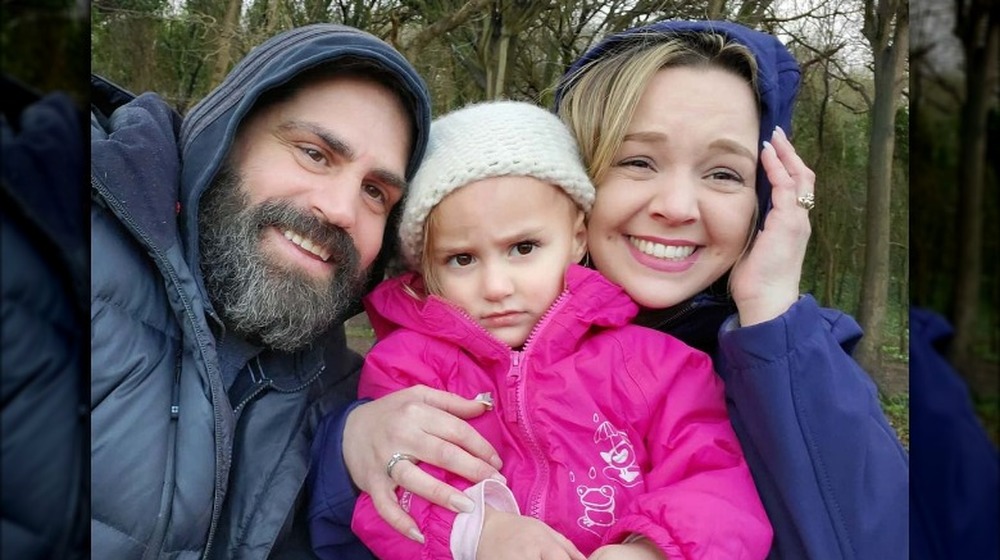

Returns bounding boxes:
[399,100,595,268]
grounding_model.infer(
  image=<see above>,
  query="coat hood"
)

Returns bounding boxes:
[554,21,801,350]
[556,19,801,226]
[178,23,432,312]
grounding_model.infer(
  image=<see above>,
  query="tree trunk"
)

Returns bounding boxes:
[950,1,999,374]
[855,0,908,391]
[211,0,243,88]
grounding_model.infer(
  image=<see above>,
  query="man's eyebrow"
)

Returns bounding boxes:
[280,120,355,159]
[279,120,408,191]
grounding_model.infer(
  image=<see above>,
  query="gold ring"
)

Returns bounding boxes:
[797,193,815,211]
[386,452,417,478]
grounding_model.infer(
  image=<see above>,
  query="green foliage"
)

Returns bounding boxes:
[1,0,89,102]
[974,395,1000,447]
[880,393,909,450]
[88,0,915,364]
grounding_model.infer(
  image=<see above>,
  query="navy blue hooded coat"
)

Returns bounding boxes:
[90,24,430,559]
[557,20,910,559]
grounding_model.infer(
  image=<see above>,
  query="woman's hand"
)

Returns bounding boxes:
[588,539,666,560]
[478,508,587,560]
[343,385,503,541]
[730,125,815,326]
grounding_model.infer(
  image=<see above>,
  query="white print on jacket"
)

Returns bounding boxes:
[595,419,641,486]
[576,483,616,534]
[569,414,643,535]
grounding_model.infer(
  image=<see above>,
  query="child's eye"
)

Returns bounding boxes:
[447,254,474,267]
[511,241,539,256]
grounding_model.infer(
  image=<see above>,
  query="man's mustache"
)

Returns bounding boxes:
[252,201,359,268]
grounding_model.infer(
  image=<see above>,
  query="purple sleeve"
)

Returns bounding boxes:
[716,295,909,559]
[308,399,374,559]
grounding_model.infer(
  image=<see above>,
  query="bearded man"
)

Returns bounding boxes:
[90,24,430,559]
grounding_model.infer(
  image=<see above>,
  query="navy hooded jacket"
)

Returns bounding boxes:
[909,308,998,559]
[90,24,430,559]
[555,20,910,559]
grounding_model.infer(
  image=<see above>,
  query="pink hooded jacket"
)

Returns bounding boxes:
[351,265,771,559]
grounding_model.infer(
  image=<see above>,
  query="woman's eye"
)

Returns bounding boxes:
[619,158,653,169]
[708,170,744,183]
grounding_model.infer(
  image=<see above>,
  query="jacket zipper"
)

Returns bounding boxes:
[93,176,229,560]
[509,292,570,519]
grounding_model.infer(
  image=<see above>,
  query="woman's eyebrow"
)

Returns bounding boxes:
[708,138,756,161]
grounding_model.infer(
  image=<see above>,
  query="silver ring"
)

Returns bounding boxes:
[796,193,815,211]
[386,452,417,478]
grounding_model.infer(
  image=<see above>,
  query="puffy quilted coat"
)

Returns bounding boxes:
[350,265,771,559]
[2,89,88,560]
[90,24,430,559]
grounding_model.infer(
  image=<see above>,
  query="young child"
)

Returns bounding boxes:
[348,101,771,560]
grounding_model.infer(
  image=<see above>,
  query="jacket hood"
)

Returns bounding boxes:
[178,23,432,314]
[364,265,638,362]
[556,19,801,226]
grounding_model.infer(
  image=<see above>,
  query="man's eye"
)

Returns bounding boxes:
[363,184,387,203]
[301,147,325,163]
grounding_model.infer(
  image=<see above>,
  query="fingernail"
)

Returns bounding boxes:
[449,494,475,513]
[489,454,504,469]
[491,472,508,484]
[762,140,775,153]
[774,125,786,138]
[474,392,494,410]
[408,528,425,544]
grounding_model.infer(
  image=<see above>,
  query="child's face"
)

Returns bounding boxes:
[426,176,587,348]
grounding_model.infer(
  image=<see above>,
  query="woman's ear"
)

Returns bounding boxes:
[570,209,588,263]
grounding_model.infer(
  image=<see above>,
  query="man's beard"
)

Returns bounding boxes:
[198,166,370,352]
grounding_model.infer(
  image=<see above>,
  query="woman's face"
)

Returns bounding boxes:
[587,65,759,309]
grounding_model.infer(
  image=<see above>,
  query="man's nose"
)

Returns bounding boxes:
[308,175,358,231]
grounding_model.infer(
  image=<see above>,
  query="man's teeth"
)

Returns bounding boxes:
[283,230,331,261]
[629,237,695,260]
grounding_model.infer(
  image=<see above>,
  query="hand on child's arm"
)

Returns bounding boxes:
[343,385,503,539]
[588,539,666,560]
[478,507,587,560]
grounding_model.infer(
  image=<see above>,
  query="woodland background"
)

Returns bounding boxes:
[2,0,998,440]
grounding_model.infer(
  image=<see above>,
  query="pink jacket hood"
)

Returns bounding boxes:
[363,264,638,363]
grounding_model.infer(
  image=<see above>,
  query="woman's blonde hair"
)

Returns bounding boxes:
[557,32,763,286]
[557,32,760,186]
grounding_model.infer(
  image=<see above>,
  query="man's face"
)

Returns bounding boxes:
[198,74,412,351]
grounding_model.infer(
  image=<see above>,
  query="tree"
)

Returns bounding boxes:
[854,0,908,388]
[950,0,999,374]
